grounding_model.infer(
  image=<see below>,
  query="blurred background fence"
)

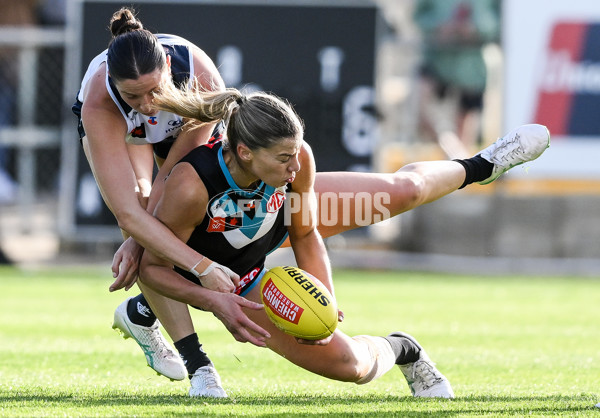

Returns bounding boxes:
[0,0,599,273]
[0,26,64,213]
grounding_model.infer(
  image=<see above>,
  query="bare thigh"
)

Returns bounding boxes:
[313,171,419,237]
[280,171,421,247]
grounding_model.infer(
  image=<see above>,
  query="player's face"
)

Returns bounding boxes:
[251,136,302,188]
[114,68,169,116]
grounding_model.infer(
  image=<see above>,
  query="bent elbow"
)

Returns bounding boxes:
[113,208,141,236]
[137,253,157,289]
[137,263,150,285]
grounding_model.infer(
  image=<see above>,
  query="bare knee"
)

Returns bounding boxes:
[391,165,427,211]
[294,345,368,382]
[329,351,366,382]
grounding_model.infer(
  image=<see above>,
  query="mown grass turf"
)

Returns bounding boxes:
[0,265,598,416]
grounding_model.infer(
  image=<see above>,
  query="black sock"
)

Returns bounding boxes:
[126,294,157,327]
[174,333,212,377]
[453,155,494,189]
[384,334,421,365]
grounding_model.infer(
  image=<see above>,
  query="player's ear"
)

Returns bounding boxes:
[237,143,253,162]
[165,54,172,74]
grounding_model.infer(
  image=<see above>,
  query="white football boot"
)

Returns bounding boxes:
[478,124,550,185]
[112,298,187,381]
[189,365,228,398]
[390,332,454,398]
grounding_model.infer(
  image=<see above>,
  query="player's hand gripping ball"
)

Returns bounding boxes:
[260,266,338,340]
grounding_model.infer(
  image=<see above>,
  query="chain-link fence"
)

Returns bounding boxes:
[0,27,66,261]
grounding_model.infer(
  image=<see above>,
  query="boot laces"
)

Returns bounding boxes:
[148,325,173,359]
[495,133,525,163]
[412,360,443,390]
[193,367,220,389]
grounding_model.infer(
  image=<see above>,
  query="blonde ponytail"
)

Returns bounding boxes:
[153,79,304,151]
[153,81,242,126]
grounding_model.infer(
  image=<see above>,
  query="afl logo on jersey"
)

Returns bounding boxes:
[147,116,158,125]
[207,189,269,232]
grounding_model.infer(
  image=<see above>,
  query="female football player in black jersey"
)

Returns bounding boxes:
[135,76,548,396]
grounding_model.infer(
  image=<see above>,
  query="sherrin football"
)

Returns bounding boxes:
[260,266,338,340]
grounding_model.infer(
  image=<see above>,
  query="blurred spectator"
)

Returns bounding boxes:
[413,0,500,158]
[0,0,40,203]
[0,1,39,262]
[38,0,66,26]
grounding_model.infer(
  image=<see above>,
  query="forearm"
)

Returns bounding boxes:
[140,263,216,310]
[292,230,333,296]
[140,257,271,347]
[117,207,204,272]
[85,138,204,271]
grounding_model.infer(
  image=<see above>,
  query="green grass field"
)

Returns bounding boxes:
[0,264,598,416]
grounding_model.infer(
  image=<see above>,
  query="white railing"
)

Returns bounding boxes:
[0,27,66,234]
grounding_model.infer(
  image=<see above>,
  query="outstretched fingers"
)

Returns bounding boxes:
[226,317,269,347]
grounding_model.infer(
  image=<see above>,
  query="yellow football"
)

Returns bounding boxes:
[260,266,338,340]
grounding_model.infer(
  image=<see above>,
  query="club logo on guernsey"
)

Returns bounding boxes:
[206,186,286,249]
[267,190,286,213]
[262,278,304,324]
[130,124,146,138]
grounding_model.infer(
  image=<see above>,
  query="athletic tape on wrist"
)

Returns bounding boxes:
[189,257,213,278]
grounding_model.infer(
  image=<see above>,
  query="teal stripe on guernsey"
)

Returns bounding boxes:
[218,146,264,197]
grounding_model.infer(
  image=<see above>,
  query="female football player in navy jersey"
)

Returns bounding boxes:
[73,7,254,397]
[135,82,549,397]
